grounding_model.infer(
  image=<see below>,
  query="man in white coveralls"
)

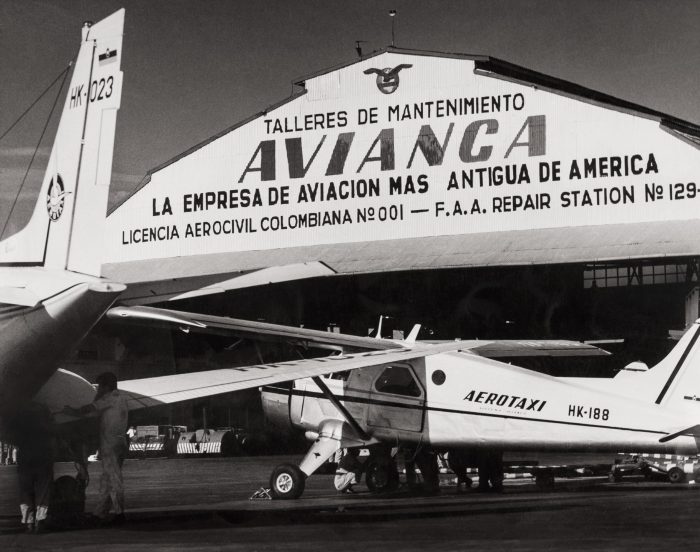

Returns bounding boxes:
[64,372,129,524]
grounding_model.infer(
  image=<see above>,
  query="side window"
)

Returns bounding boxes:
[374,365,421,397]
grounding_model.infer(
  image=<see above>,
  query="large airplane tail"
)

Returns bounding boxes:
[0,9,124,277]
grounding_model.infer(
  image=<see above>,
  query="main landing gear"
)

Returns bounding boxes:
[364,455,399,493]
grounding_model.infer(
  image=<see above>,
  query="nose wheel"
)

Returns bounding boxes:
[270,463,306,499]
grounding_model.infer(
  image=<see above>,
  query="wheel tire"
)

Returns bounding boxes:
[668,467,686,484]
[270,463,306,499]
[365,459,399,493]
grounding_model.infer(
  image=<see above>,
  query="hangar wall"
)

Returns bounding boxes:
[105,48,700,279]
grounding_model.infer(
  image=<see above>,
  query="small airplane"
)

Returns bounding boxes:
[0,10,126,428]
[101,305,700,499]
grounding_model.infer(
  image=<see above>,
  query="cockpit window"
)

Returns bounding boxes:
[374,365,421,397]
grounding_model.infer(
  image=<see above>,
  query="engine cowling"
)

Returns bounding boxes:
[260,385,295,434]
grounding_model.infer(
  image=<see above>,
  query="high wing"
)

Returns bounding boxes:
[107,305,401,352]
[458,339,608,358]
[53,306,606,420]
[52,340,467,418]
[106,305,608,357]
[115,340,468,411]
[64,306,608,417]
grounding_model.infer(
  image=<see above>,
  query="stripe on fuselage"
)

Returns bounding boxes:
[262,386,667,436]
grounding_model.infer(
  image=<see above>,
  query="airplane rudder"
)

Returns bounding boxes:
[655,320,700,407]
[64,10,125,276]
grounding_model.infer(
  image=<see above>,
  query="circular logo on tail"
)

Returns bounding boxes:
[46,175,65,221]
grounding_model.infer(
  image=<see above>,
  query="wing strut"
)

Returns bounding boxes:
[311,376,370,441]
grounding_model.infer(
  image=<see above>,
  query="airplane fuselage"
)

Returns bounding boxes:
[0,269,124,420]
[0,9,126,429]
[263,350,700,455]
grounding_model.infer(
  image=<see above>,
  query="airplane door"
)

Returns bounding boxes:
[367,364,425,432]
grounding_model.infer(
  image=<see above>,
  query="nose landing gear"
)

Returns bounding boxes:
[268,375,377,500]
[270,463,306,499]
[268,418,374,499]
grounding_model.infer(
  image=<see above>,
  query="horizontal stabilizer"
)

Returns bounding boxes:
[0,286,41,307]
[114,262,336,305]
[659,424,700,443]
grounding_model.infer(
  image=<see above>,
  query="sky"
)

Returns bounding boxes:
[2,0,700,233]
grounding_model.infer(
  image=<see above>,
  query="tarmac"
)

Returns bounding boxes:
[1,454,699,551]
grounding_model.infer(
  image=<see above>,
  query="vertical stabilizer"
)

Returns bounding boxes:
[651,320,700,409]
[0,9,124,277]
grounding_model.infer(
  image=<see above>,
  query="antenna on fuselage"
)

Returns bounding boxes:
[374,315,383,338]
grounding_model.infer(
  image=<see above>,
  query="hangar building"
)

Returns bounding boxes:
[78,47,700,429]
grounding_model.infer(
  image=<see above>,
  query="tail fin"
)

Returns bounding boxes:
[0,9,124,277]
[642,320,700,408]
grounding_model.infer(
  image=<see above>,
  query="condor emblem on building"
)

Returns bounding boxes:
[363,64,412,94]
[46,175,65,221]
